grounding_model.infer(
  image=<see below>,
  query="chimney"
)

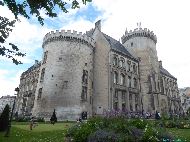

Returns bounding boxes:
[35,60,39,64]
[159,60,162,68]
[95,20,101,31]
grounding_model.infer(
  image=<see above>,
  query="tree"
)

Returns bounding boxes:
[50,109,57,124]
[0,0,92,64]
[0,104,10,132]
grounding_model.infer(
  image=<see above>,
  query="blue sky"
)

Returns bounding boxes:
[0,0,190,97]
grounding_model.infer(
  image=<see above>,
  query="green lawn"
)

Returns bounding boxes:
[168,128,190,142]
[0,122,73,142]
[1,122,190,142]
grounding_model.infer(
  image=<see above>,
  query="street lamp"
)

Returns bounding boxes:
[4,87,19,137]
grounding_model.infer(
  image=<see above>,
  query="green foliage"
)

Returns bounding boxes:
[0,0,91,64]
[0,16,25,65]
[0,104,10,132]
[66,117,178,142]
[50,109,57,124]
[1,0,92,25]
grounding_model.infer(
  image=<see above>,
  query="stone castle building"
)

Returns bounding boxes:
[179,87,190,113]
[15,20,182,120]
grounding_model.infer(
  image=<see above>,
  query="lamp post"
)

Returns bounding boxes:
[4,87,19,137]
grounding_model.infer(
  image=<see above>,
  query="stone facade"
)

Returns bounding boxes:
[0,95,16,113]
[15,60,41,116]
[16,20,182,120]
[179,87,190,113]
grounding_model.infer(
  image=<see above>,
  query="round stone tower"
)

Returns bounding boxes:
[121,27,160,113]
[33,30,95,120]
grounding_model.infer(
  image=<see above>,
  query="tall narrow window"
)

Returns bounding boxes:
[119,59,124,68]
[113,102,118,111]
[40,68,45,82]
[133,64,136,73]
[128,76,131,87]
[113,57,118,66]
[81,86,87,101]
[120,74,125,85]
[82,70,88,85]
[122,103,126,111]
[122,91,125,100]
[114,90,118,100]
[114,71,118,84]
[37,88,42,100]
[43,51,48,64]
[133,78,137,88]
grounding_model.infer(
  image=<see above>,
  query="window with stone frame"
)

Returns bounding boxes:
[128,76,131,87]
[133,78,137,88]
[114,90,118,100]
[120,73,125,85]
[119,58,125,68]
[113,102,118,111]
[135,94,138,103]
[113,56,118,66]
[122,103,126,111]
[135,104,138,111]
[40,68,45,82]
[129,94,132,101]
[122,91,125,100]
[127,61,131,71]
[82,70,88,85]
[133,64,137,73]
[130,104,133,111]
[42,51,48,64]
[81,86,87,101]
[113,71,118,84]
[37,88,42,100]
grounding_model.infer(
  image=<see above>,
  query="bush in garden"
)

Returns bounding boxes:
[0,104,10,132]
[66,116,178,142]
[88,129,119,142]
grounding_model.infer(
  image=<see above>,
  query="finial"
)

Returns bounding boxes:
[137,22,141,29]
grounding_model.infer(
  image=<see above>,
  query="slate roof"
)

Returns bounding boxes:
[103,33,138,61]
[160,67,176,80]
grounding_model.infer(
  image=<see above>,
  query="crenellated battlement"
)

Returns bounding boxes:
[121,28,157,44]
[42,30,95,48]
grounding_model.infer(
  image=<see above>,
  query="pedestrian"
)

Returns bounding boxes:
[29,117,34,130]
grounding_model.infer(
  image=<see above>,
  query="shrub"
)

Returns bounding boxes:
[50,109,57,124]
[0,104,10,132]
[88,129,119,142]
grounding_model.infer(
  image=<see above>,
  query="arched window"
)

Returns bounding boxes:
[113,57,118,66]
[120,73,125,85]
[114,71,118,84]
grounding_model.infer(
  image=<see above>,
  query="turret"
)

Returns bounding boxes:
[121,27,157,44]
[121,25,159,113]
[42,30,95,48]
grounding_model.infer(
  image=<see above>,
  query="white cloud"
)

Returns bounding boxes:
[0,69,23,96]
[92,0,190,88]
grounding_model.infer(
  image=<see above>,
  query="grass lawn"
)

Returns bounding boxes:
[1,122,190,142]
[168,128,190,142]
[0,122,73,142]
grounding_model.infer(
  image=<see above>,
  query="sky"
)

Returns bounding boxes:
[0,0,190,97]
